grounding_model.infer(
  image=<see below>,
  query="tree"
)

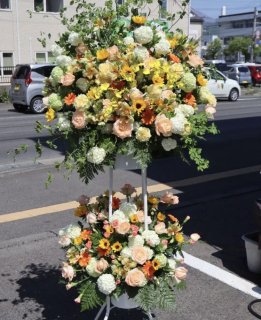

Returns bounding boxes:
[205,38,223,59]
[223,37,252,62]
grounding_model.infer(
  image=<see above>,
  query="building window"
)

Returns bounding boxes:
[159,0,168,19]
[0,0,10,9]
[0,52,14,79]
[117,0,124,4]
[35,52,55,63]
[34,0,63,13]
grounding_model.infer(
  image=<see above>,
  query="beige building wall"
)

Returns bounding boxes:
[0,0,189,67]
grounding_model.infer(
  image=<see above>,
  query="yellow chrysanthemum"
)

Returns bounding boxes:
[111,241,123,252]
[148,197,159,205]
[132,16,147,24]
[130,214,139,224]
[74,236,83,246]
[152,74,164,86]
[132,99,147,115]
[168,37,178,49]
[99,238,110,249]
[157,212,166,221]
[120,65,135,82]
[175,233,184,243]
[45,108,55,122]
[197,74,208,86]
[152,258,160,270]
[96,49,109,60]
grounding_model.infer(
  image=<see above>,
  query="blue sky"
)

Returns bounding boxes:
[191,0,261,19]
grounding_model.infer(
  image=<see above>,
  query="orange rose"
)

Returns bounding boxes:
[61,73,75,86]
[116,222,131,235]
[125,268,147,287]
[154,114,172,137]
[113,118,133,139]
[131,246,148,265]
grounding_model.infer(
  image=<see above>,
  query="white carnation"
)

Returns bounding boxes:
[59,224,81,239]
[56,55,72,68]
[57,114,71,131]
[68,32,82,46]
[168,258,177,270]
[161,138,177,151]
[155,254,167,268]
[170,113,186,135]
[87,147,106,164]
[58,235,71,247]
[134,26,153,44]
[177,104,195,116]
[128,235,144,247]
[142,230,160,247]
[97,274,116,295]
[123,36,135,45]
[76,78,89,92]
[51,44,63,57]
[133,46,149,62]
[86,258,100,277]
[110,210,128,223]
[144,246,154,260]
[119,202,137,217]
[154,40,170,56]
[120,247,132,258]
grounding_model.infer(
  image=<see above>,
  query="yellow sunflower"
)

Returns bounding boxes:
[152,258,160,270]
[132,99,147,115]
[111,241,123,252]
[99,238,110,249]
[120,65,135,82]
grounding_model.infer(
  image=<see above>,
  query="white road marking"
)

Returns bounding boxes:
[183,251,261,299]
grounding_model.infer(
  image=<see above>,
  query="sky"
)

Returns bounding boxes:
[191,0,261,19]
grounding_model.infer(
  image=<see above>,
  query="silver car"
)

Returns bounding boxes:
[9,64,55,113]
[226,64,252,86]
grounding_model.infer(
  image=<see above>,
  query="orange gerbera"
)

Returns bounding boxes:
[78,252,91,267]
[143,261,155,279]
[112,197,121,210]
[80,229,92,241]
[184,92,196,107]
[169,53,180,63]
[97,246,111,256]
[141,108,156,125]
[64,93,76,106]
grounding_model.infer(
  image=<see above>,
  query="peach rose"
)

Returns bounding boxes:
[187,54,204,67]
[205,105,216,118]
[189,233,201,244]
[129,88,144,101]
[125,268,147,287]
[155,114,172,137]
[160,192,179,205]
[95,258,109,273]
[131,246,148,265]
[116,221,131,235]
[113,118,133,139]
[136,210,144,222]
[61,262,75,281]
[86,212,97,224]
[72,110,87,129]
[61,73,75,86]
[107,45,119,60]
[161,90,175,100]
[154,222,167,234]
[175,266,188,281]
[76,43,88,55]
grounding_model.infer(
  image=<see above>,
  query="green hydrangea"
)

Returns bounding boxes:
[178,72,196,93]
[154,253,168,268]
[48,93,63,111]
[50,66,64,84]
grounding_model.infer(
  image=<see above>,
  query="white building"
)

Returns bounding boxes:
[0,0,189,83]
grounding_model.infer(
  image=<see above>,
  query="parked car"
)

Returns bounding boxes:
[226,64,252,86]
[205,68,241,101]
[204,59,230,74]
[9,63,55,113]
[248,65,261,86]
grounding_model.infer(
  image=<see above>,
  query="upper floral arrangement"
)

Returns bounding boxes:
[38,0,218,183]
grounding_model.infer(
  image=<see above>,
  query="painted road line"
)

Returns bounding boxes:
[0,182,179,224]
[183,252,261,299]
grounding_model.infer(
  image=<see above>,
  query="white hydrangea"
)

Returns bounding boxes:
[97,274,116,295]
[86,258,100,277]
[110,210,129,223]
[144,246,154,260]
[161,138,177,151]
[123,36,135,45]
[133,46,149,62]
[51,44,63,57]
[142,230,160,247]
[68,32,82,46]
[119,202,137,217]
[170,113,186,135]
[120,247,132,258]
[76,78,89,92]
[128,235,144,247]
[154,40,170,56]
[155,254,167,268]
[57,114,71,131]
[56,55,72,68]
[177,104,195,116]
[134,26,153,44]
[87,147,106,164]
[59,224,81,239]
[168,258,177,270]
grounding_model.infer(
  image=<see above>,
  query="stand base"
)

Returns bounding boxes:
[94,296,155,320]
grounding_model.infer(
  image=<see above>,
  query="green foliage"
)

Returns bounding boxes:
[205,38,223,60]
[224,36,252,61]
[80,281,104,311]
[8,144,28,162]
[0,89,9,103]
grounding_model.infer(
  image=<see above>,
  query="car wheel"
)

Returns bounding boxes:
[228,88,239,101]
[30,96,46,114]
[13,103,27,112]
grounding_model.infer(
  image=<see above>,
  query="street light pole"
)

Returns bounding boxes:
[250,7,258,63]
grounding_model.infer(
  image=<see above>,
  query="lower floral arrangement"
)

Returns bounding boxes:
[58,184,200,313]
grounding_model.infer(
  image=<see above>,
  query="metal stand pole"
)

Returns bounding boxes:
[142,168,148,230]
[108,167,113,219]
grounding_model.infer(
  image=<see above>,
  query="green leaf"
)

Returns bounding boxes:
[80,281,104,311]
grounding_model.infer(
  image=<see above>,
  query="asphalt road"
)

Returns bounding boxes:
[0,97,261,320]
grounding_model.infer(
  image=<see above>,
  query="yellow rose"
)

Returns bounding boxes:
[132,16,147,24]
[45,108,55,122]
[136,127,151,142]
[96,48,109,60]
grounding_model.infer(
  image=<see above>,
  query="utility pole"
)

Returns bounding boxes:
[250,7,258,63]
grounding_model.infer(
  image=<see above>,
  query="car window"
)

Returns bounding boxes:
[33,66,55,77]
[208,69,225,80]
[13,65,31,79]
[227,67,235,72]
[238,67,249,73]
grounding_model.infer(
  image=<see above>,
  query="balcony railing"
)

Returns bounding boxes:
[0,66,15,84]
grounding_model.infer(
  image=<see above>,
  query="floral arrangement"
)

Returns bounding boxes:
[59,184,200,312]
[35,0,218,184]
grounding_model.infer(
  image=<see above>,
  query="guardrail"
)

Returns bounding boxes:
[0,66,15,84]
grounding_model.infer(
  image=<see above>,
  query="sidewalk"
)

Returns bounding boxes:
[1,171,261,320]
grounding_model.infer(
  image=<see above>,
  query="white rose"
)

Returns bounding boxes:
[134,26,153,44]
[68,32,82,46]
[87,147,106,164]
[86,212,97,224]
[119,202,137,217]
[161,138,177,151]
